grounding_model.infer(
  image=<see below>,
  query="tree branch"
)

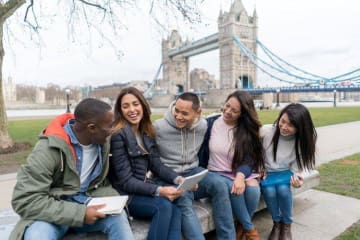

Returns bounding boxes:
[0,0,26,21]
[23,0,40,31]
[77,0,107,12]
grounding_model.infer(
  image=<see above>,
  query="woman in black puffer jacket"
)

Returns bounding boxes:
[109,87,185,240]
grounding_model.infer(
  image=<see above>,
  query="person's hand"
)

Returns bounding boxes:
[189,183,199,192]
[177,177,185,185]
[290,173,303,188]
[260,170,267,179]
[84,204,106,225]
[159,186,184,201]
[231,173,246,195]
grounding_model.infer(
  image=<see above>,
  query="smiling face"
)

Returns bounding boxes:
[120,93,143,129]
[222,97,241,126]
[173,98,201,129]
[278,113,297,136]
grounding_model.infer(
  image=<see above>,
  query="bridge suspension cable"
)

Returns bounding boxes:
[144,63,163,99]
[233,36,316,85]
[257,39,360,83]
[233,35,360,86]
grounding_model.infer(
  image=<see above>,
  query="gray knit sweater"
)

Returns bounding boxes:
[153,101,207,174]
[261,125,299,173]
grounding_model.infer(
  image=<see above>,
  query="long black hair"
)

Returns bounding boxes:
[272,103,317,171]
[226,91,265,173]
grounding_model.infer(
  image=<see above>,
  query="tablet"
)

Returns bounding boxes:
[177,169,208,191]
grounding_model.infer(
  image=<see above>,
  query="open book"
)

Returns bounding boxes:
[177,169,208,191]
[88,195,128,215]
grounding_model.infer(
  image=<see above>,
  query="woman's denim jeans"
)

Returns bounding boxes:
[221,175,260,230]
[128,194,181,240]
[194,168,236,240]
[24,211,134,240]
[261,183,293,224]
[157,167,236,240]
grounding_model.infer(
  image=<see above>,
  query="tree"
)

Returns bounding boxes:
[0,0,203,150]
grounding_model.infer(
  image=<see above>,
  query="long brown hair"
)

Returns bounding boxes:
[113,87,155,138]
[226,91,265,173]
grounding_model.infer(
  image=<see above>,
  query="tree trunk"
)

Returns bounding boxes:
[0,21,14,149]
[0,0,26,149]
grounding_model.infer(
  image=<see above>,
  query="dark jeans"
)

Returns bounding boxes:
[128,194,181,240]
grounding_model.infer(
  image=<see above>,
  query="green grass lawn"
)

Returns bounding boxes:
[8,106,360,146]
[315,153,360,239]
[8,119,51,146]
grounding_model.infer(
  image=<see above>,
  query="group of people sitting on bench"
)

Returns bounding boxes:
[10,87,317,240]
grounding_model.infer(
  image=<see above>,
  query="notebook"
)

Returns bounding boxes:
[88,195,128,215]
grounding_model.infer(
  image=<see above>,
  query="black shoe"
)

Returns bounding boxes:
[267,222,282,240]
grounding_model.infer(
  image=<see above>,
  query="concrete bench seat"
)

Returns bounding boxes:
[0,170,319,239]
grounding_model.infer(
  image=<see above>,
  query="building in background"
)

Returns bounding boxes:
[3,76,16,103]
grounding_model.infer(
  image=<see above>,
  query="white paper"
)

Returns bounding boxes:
[177,169,208,191]
[88,195,128,215]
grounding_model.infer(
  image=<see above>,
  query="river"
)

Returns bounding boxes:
[6,101,360,119]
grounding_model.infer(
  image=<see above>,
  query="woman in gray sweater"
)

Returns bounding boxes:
[261,103,317,240]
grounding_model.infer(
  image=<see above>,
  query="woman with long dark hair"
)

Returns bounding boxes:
[199,90,264,240]
[261,103,317,240]
[109,87,184,240]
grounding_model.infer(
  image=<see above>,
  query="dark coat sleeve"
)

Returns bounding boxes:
[109,132,158,196]
[198,115,218,168]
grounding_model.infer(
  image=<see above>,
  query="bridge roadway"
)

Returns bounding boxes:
[168,33,219,58]
[245,85,360,93]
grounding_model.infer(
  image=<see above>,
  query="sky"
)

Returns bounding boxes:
[3,0,360,88]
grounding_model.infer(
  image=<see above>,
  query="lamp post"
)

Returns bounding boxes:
[333,89,337,107]
[65,89,71,113]
[276,89,280,108]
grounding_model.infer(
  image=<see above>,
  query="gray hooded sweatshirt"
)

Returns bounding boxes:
[153,101,207,174]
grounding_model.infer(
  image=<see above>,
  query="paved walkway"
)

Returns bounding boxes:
[1,121,360,239]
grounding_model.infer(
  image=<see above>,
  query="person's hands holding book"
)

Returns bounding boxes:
[178,176,198,191]
[84,204,106,224]
[159,186,184,201]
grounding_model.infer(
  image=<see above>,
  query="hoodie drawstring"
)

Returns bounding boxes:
[60,150,64,172]
[181,129,185,164]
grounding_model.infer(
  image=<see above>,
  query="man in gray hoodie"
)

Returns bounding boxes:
[154,92,236,240]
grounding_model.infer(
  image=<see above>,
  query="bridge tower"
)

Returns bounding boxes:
[218,0,258,89]
[161,30,189,94]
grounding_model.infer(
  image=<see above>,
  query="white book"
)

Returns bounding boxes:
[177,169,208,191]
[88,195,128,215]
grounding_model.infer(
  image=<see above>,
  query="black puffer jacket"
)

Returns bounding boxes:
[109,124,179,196]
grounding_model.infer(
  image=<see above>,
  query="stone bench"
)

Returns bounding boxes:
[0,170,320,239]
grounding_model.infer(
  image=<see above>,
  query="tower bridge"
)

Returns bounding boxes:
[146,0,360,107]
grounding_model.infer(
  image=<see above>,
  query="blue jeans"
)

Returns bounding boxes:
[155,172,204,240]
[221,175,260,230]
[128,195,181,240]
[194,168,236,240]
[261,183,293,224]
[23,211,134,240]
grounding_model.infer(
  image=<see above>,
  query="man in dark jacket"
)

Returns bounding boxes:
[11,98,134,240]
